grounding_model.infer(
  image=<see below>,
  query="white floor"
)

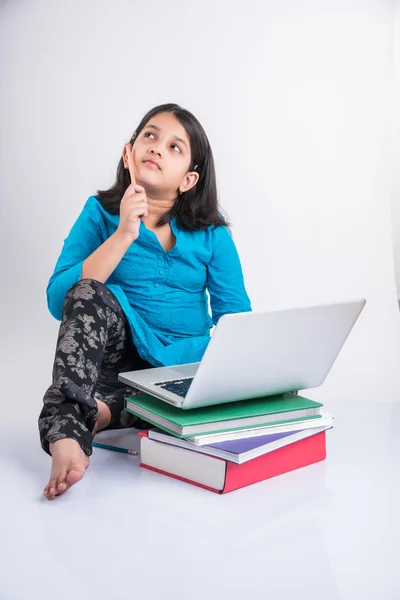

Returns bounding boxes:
[1,395,399,600]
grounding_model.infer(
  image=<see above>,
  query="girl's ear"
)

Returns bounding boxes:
[122,143,132,169]
[179,171,200,194]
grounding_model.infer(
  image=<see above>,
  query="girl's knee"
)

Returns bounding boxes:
[69,278,108,297]
[63,278,122,315]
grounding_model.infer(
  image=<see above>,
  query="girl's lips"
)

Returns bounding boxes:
[143,160,160,170]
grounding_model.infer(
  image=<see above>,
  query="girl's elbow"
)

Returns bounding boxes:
[46,288,63,321]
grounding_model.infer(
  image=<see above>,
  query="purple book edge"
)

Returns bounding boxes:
[152,426,330,456]
[206,429,310,453]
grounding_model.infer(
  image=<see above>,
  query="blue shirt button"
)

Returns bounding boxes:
[154,283,160,288]
[159,269,165,275]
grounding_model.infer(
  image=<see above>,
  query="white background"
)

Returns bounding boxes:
[392,0,400,296]
[1,3,400,599]
[1,0,400,423]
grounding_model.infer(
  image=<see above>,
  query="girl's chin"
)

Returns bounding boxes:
[137,168,162,182]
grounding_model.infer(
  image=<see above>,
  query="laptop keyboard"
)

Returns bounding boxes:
[154,377,194,398]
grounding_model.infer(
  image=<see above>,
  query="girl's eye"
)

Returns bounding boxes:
[143,132,181,153]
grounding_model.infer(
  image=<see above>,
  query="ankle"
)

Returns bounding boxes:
[49,437,83,456]
[95,398,112,431]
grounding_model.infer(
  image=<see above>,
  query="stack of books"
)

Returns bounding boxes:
[122,392,333,494]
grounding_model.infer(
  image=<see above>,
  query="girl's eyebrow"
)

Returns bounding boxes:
[145,123,187,147]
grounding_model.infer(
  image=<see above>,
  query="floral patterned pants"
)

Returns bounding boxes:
[38,278,153,457]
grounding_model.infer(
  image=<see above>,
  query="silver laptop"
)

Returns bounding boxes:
[118,298,366,410]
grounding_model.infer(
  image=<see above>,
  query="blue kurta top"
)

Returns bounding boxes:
[47,195,252,367]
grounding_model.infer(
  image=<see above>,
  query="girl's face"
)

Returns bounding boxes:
[124,112,199,197]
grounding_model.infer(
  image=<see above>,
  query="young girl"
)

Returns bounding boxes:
[39,103,252,500]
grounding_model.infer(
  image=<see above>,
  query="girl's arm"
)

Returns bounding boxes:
[206,225,252,326]
[81,229,132,283]
[47,196,130,320]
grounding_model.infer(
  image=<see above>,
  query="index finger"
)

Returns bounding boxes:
[127,144,136,186]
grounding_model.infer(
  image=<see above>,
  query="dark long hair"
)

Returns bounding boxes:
[96,103,229,231]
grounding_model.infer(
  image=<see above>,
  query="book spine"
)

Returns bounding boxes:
[222,431,326,493]
[140,463,221,494]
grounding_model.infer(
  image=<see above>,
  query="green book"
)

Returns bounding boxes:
[125,393,323,438]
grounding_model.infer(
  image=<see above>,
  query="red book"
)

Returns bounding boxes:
[139,430,326,494]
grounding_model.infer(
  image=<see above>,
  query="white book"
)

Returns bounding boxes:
[188,411,334,446]
[148,425,331,464]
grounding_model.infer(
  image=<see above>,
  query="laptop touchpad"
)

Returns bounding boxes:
[169,364,199,377]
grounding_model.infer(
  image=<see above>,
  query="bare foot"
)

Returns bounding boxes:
[44,438,90,500]
[43,398,111,500]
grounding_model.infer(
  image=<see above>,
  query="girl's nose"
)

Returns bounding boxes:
[150,147,162,157]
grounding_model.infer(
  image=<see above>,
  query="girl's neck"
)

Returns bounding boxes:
[143,194,175,228]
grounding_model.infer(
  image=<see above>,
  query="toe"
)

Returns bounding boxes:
[56,471,68,495]
[66,467,86,488]
[45,481,57,500]
[49,482,57,498]
[57,481,68,493]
